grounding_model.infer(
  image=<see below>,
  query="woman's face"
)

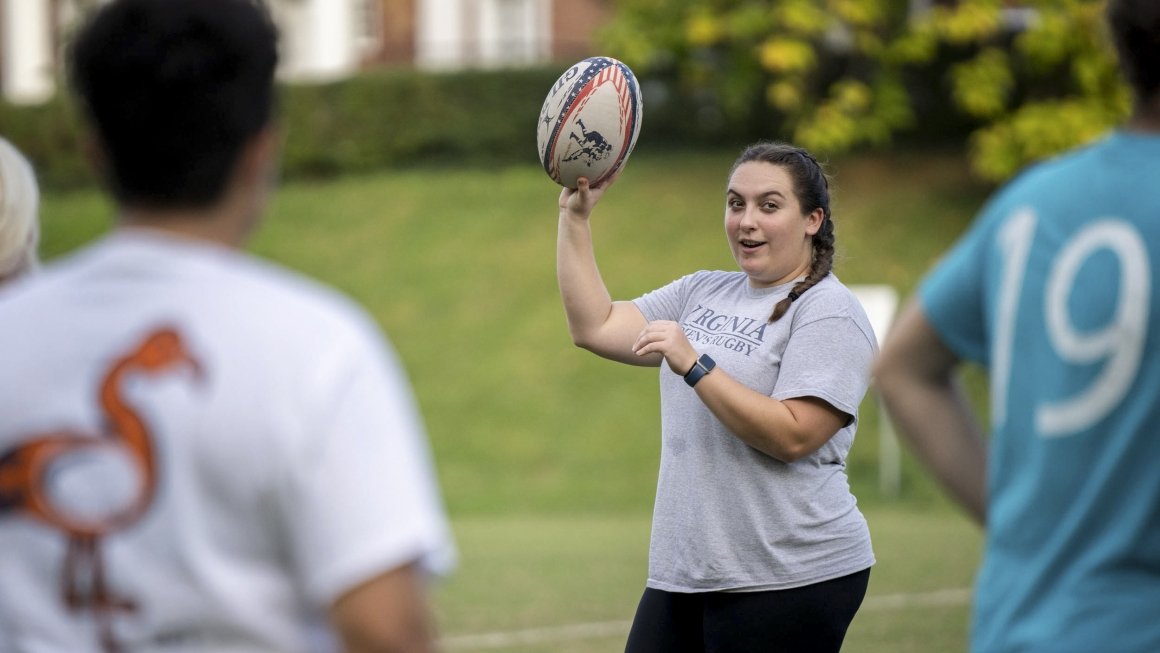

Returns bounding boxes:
[724,161,823,288]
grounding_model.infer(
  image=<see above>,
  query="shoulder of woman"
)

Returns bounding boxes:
[796,275,869,317]
[793,277,880,343]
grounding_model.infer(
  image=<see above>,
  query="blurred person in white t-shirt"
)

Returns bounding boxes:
[0,1,455,651]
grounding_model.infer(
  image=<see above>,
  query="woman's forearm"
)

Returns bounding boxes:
[556,212,614,348]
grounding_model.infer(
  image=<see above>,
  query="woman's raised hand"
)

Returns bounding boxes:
[559,172,620,220]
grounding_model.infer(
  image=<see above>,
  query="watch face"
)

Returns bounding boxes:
[685,356,713,387]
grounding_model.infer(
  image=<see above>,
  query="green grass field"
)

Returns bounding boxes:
[38,146,992,651]
[434,505,982,652]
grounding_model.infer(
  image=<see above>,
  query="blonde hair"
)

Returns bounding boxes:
[0,137,40,282]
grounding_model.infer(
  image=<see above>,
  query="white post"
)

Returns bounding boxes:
[1,0,55,105]
[850,284,901,498]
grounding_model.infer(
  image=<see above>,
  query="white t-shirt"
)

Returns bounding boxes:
[634,271,875,592]
[0,230,455,652]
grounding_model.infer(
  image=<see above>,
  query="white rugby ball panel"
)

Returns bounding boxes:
[537,57,643,188]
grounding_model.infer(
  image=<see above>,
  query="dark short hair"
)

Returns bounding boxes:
[69,0,279,209]
[1107,0,1160,102]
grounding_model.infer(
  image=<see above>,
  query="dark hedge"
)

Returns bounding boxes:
[0,64,789,192]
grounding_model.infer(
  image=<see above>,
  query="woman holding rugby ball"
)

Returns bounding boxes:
[556,141,875,653]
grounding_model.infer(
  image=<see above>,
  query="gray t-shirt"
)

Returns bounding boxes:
[634,270,876,592]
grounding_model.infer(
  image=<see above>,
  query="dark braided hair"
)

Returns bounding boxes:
[728,142,835,323]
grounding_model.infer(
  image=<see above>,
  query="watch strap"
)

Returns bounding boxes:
[683,354,716,387]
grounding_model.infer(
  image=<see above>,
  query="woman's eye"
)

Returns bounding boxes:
[762,202,778,211]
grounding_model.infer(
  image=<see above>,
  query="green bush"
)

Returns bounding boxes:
[4,63,793,192]
[0,95,93,191]
[0,67,563,190]
[278,67,565,177]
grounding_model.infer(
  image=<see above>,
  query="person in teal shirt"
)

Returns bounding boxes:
[874,0,1160,651]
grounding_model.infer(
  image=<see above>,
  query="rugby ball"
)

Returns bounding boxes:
[537,56,643,189]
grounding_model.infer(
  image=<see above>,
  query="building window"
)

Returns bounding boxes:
[355,0,383,56]
[481,0,542,66]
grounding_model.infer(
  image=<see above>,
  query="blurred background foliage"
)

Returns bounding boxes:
[0,67,566,191]
[2,0,1129,191]
[599,0,1129,181]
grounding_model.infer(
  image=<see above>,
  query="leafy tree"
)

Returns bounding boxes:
[599,0,1129,182]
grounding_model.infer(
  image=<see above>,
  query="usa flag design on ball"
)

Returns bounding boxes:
[537,57,643,189]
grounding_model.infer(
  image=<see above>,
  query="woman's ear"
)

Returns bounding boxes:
[804,207,825,236]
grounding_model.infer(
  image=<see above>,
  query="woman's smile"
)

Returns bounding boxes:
[738,237,767,253]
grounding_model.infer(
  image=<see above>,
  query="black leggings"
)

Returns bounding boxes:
[624,568,871,653]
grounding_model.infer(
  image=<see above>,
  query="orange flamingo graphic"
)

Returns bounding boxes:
[0,327,200,652]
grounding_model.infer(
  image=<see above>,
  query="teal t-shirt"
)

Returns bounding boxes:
[920,131,1160,653]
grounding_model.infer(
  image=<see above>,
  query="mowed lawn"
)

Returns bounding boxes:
[434,505,982,653]
[38,146,993,651]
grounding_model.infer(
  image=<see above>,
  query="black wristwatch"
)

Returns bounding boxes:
[683,354,716,387]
